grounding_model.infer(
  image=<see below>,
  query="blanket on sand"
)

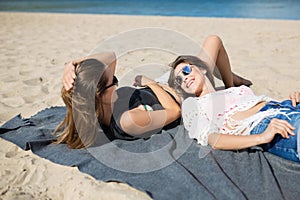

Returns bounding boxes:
[1,106,299,200]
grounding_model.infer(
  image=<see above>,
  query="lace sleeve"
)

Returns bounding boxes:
[182,97,216,146]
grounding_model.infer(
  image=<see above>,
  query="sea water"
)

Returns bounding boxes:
[0,0,299,20]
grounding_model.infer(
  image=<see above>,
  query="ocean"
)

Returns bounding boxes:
[0,0,299,20]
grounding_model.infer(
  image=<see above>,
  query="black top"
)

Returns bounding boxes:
[102,86,181,140]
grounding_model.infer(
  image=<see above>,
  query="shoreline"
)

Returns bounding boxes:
[1,11,300,22]
[0,12,299,199]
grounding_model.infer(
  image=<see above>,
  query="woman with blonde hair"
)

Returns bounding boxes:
[55,52,182,148]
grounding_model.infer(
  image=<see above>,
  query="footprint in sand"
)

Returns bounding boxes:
[5,150,18,158]
[23,78,43,86]
[19,70,33,76]
[2,97,25,108]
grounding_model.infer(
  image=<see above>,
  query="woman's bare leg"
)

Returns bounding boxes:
[197,35,252,88]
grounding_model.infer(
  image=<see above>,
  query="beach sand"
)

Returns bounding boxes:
[0,12,299,199]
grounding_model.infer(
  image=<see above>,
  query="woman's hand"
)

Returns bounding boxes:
[133,75,156,87]
[134,75,182,105]
[260,118,295,143]
[289,91,300,107]
[62,61,76,91]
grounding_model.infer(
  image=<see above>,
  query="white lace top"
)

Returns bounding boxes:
[182,86,276,146]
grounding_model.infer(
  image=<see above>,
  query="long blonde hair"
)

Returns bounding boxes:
[54,59,109,149]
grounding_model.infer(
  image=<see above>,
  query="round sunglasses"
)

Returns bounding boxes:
[175,65,192,85]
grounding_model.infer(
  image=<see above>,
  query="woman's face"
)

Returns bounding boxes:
[174,62,206,96]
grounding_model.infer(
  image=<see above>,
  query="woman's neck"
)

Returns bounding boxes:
[101,103,113,126]
[198,76,216,97]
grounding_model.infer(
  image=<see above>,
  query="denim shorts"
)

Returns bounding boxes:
[250,100,300,163]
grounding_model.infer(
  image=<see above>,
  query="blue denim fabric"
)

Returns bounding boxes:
[250,100,300,163]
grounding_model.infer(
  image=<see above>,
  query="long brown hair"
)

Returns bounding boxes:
[168,55,214,98]
[54,59,109,149]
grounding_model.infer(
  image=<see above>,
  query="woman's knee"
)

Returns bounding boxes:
[205,35,222,45]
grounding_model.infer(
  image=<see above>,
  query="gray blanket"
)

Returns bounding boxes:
[1,106,299,200]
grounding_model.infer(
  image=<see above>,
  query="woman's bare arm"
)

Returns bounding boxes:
[197,35,252,88]
[208,119,295,150]
[120,77,181,136]
[208,133,262,150]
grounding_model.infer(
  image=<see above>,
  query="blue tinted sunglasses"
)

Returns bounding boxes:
[175,65,192,85]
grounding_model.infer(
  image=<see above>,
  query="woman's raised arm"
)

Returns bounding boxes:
[198,35,252,88]
[62,52,116,91]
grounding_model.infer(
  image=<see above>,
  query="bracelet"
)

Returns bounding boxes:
[144,105,153,111]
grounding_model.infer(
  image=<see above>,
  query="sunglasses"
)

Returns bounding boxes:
[175,65,192,85]
[103,76,119,91]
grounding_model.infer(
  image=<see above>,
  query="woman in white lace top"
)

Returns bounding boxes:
[168,55,300,163]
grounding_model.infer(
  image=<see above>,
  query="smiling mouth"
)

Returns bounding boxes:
[186,79,194,88]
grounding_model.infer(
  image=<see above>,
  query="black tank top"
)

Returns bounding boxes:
[103,86,181,140]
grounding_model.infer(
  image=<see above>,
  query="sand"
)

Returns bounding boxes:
[0,12,299,199]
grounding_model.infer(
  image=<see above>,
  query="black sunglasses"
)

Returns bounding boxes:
[103,76,119,91]
[175,65,192,85]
